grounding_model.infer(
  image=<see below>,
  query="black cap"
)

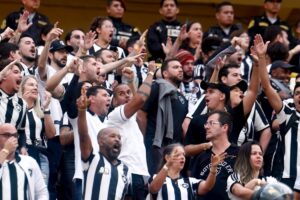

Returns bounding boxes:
[230,80,248,93]
[49,40,73,53]
[270,60,293,71]
[200,81,230,101]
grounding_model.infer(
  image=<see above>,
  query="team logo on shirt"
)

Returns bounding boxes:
[178,96,185,104]
[181,183,189,188]
[122,175,128,184]
[15,104,22,112]
[99,167,110,174]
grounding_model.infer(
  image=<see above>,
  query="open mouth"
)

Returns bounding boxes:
[112,143,120,152]
[16,79,22,85]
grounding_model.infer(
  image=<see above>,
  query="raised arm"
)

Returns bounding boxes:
[123,61,156,119]
[8,11,32,44]
[256,35,283,113]
[76,89,92,160]
[198,152,227,195]
[38,22,63,81]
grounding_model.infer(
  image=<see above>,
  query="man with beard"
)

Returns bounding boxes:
[176,50,202,110]
[18,34,38,76]
[137,58,188,176]
[77,87,131,200]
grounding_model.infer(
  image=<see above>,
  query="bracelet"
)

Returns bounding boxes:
[44,108,50,114]
[1,149,9,155]
[148,71,155,76]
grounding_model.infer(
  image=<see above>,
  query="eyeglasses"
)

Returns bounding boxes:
[0,132,18,138]
[204,121,222,127]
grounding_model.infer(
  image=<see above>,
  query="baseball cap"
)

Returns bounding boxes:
[270,60,293,71]
[49,40,73,53]
[200,81,230,101]
[229,80,248,93]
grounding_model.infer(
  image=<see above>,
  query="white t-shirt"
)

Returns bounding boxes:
[105,105,149,177]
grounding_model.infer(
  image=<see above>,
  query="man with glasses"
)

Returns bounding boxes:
[0,123,48,199]
[190,110,239,200]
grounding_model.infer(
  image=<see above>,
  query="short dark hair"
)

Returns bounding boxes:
[80,55,95,63]
[161,58,179,78]
[267,42,289,62]
[160,0,178,7]
[0,60,22,73]
[208,110,232,134]
[18,33,36,44]
[86,85,108,98]
[107,0,126,10]
[94,48,112,60]
[0,43,18,61]
[264,25,283,43]
[65,28,85,43]
[216,1,233,12]
[218,63,240,83]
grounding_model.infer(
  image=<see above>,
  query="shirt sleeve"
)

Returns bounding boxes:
[253,102,270,132]
[227,173,241,196]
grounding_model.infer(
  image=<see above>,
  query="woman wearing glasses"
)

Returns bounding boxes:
[19,75,56,184]
[148,143,226,199]
[227,141,268,200]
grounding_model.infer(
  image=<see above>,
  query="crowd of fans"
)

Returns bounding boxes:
[0,0,299,199]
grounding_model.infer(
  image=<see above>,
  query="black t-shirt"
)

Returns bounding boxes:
[185,101,246,146]
[142,81,188,146]
[191,144,239,200]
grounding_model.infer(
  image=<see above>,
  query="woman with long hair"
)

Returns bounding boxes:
[149,143,226,199]
[19,75,56,184]
[227,141,266,200]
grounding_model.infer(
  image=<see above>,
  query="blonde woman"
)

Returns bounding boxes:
[19,75,56,184]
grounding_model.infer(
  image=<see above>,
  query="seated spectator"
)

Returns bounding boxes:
[227,141,266,200]
[149,143,226,199]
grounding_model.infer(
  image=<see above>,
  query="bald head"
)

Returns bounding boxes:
[97,127,120,141]
[0,123,17,135]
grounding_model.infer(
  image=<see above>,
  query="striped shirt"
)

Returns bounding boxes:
[82,153,131,200]
[0,160,28,200]
[277,101,300,181]
[25,108,45,146]
[0,89,27,129]
[149,175,202,200]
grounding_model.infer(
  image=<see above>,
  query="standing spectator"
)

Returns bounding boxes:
[0,0,52,45]
[248,0,294,46]
[137,58,188,176]
[204,1,241,43]
[77,91,131,200]
[106,0,140,49]
[0,123,49,199]
[147,0,181,61]
[257,33,300,197]
[19,75,56,184]
[105,62,156,199]
[227,141,266,200]
[64,28,85,62]
[191,110,239,200]
[89,17,125,59]
[0,60,27,154]
[148,143,226,199]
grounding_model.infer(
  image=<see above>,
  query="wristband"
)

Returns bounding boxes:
[148,71,155,76]
[1,149,9,155]
[44,108,50,114]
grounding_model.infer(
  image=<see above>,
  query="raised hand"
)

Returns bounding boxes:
[122,67,134,82]
[211,152,227,167]
[76,87,90,111]
[178,24,188,42]
[42,91,52,110]
[67,57,82,74]
[148,61,157,73]
[46,22,63,42]
[162,37,173,56]
[0,60,20,81]
[1,27,15,40]
[126,53,146,64]
[253,34,269,57]
[17,10,32,33]
[82,30,97,51]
